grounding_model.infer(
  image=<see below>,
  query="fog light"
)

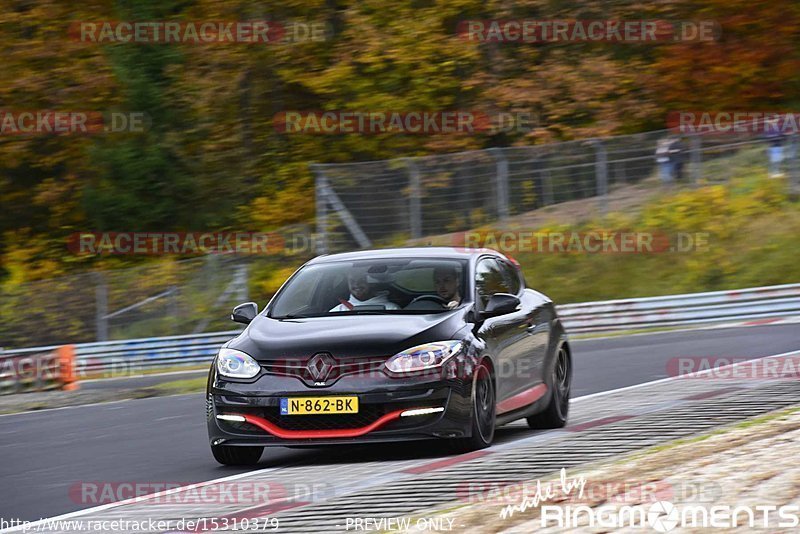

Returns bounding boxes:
[399,407,445,417]
[216,414,246,422]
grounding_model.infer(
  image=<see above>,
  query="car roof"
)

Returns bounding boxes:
[307,246,507,265]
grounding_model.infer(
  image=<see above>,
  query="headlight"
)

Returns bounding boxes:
[385,341,463,374]
[216,348,260,379]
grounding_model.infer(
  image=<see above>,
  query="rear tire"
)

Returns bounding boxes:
[447,361,495,454]
[527,342,571,429]
[211,444,263,466]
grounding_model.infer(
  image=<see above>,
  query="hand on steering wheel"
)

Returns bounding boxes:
[409,294,449,307]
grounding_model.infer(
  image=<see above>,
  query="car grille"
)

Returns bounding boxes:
[218,401,439,434]
[261,355,389,383]
[262,405,386,430]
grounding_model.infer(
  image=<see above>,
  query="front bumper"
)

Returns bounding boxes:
[207,367,474,447]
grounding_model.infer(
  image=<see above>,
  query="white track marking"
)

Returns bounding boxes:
[3,348,800,533]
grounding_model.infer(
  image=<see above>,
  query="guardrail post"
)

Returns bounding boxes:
[489,148,510,221]
[312,165,329,254]
[405,158,423,240]
[591,139,608,214]
[95,272,108,342]
[235,264,249,302]
[789,133,800,193]
[690,134,702,184]
[169,285,179,333]
[542,167,554,207]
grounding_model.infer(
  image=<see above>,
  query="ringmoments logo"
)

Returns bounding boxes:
[538,502,800,530]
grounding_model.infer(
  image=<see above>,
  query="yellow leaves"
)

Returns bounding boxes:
[256,265,297,296]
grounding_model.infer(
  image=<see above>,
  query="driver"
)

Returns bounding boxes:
[434,265,461,309]
[329,268,399,311]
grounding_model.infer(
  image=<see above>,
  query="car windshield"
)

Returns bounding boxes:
[268,258,468,319]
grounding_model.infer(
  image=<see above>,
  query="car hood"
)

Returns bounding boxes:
[227,310,467,361]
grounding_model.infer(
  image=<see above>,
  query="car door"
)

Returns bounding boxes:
[500,260,550,390]
[473,257,531,407]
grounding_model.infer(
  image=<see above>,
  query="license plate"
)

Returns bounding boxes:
[280,396,358,415]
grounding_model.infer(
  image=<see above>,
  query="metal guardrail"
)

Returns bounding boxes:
[1,284,799,384]
[0,331,241,381]
[0,346,77,395]
[73,330,241,373]
[558,283,800,333]
[0,351,60,395]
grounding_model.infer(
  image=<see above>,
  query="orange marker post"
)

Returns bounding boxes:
[57,345,79,391]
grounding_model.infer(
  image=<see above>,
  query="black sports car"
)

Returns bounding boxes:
[207,247,572,465]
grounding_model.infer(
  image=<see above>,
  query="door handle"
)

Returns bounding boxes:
[527,323,546,334]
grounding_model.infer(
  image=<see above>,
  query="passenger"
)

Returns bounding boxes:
[434,265,462,309]
[329,268,399,311]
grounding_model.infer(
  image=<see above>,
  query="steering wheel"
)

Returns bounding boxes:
[408,294,449,308]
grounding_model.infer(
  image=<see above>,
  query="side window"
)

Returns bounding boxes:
[475,258,508,309]
[498,260,521,295]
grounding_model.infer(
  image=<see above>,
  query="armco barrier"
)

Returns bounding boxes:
[71,330,241,374]
[0,332,240,394]
[558,283,800,333]
[0,345,75,395]
[1,284,799,392]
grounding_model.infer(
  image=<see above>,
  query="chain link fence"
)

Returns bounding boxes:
[0,257,252,349]
[3,129,798,349]
[312,129,800,252]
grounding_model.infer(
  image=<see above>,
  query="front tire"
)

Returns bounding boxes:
[527,342,571,429]
[448,361,495,453]
[211,444,263,466]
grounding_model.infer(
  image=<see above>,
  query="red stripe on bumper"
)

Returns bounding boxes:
[233,410,407,440]
[497,383,547,414]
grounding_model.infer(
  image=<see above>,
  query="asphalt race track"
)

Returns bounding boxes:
[2,323,799,523]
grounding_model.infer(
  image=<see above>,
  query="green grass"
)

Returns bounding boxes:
[626,405,800,460]
[511,175,800,304]
[143,376,207,395]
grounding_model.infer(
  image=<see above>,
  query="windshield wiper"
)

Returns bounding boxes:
[274,313,317,319]
[330,309,393,315]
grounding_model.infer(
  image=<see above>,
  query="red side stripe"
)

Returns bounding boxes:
[496,383,548,414]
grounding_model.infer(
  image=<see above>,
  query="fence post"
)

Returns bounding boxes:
[489,148,510,221]
[235,264,249,302]
[312,165,329,254]
[169,285,179,334]
[405,158,422,240]
[95,272,108,342]
[542,166,554,207]
[690,134,702,184]
[591,139,609,214]
[789,133,800,193]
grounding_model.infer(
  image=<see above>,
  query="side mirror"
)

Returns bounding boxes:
[480,293,520,318]
[231,302,258,325]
